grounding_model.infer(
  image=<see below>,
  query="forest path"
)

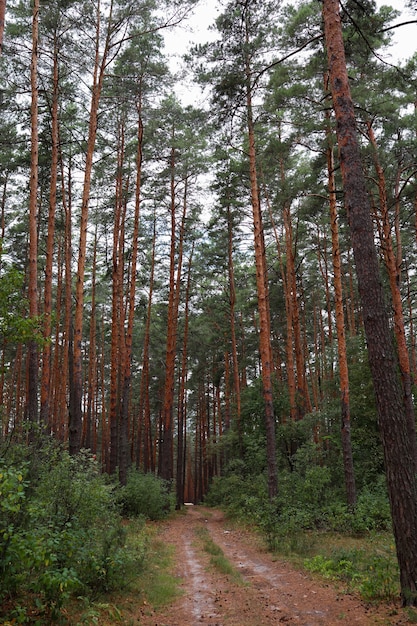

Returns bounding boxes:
[137,505,409,626]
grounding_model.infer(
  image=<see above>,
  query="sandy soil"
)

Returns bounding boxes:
[137,505,412,626]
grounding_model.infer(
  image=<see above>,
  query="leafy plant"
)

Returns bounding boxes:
[0,445,149,623]
[303,543,399,602]
[119,469,174,520]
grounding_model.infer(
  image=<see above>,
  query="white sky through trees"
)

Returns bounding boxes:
[163,0,416,105]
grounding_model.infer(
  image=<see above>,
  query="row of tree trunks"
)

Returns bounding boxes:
[322,0,417,605]
[366,121,417,474]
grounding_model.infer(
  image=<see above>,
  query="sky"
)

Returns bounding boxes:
[163,0,416,105]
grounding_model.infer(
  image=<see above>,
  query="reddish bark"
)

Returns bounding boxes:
[70,1,113,455]
[366,121,417,473]
[325,99,356,508]
[323,0,417,604]
[109,122,126,475]
[138,217,156,473]
[176,248,193,508]
[120,107,143,482]
[159,157,187,481]
[40,39,59,428]
[243,23,277,499]
[27,0,40,428]
[83,230,98,451]
[227,204,241,440]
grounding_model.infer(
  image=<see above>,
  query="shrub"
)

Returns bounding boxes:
[0,446,148,623]
[120,469,174,520]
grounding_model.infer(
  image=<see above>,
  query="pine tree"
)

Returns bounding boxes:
[322,0,417,604]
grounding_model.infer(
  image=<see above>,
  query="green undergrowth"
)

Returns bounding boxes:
[194,525,246,585]
[0,441,178,624]
[69,522,181,625]
[280,531,399,603]
[205,471,402,605]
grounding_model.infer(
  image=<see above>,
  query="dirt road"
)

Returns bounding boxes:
[138,505,410,626]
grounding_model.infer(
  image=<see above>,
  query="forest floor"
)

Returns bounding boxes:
[130,505,414,626]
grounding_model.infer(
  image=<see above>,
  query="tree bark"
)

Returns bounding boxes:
[323,0,417,604]
[226,204,242,443]
[176,246,193,509]
[109,121,125,475]
[246,77,277,499]
[70,0,113,455]
[325,96,356,508]
[120,108,143,484]
[159,156,187,481]
[0,0,5,56]
[27,0,40,429]
[40,37,59,428]
[366,121,417,474]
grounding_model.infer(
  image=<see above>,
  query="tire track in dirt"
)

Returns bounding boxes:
[138,506,410,626]
[180,525,223,623]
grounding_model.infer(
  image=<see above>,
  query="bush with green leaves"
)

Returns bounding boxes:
[304,544,399,602]
[119,468,174,520]
[0,446,148,623]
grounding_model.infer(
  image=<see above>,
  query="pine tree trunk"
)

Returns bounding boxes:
[62,159,73,444]
[323,0,417,604]
[40,39,59,428]
[27,0,40,430]
[160,160,187,481]
[120,109,143,483]
[176,246,193,509]
[109,123,125,475]
[138,216,156,472]
[227,204,242,442]
[325,100,356,508]
[0,0,5,56]
[366,121,417,474]
[84,230,98,451]
[70,2,111,455]
[246,95,277,498]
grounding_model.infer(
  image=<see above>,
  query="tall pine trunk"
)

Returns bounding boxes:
[227,204,241,444]
[176,246,193,509]
[366,121,417,474]
[0,0,5,56]
[138,218,156,473]
[323,0,417,604]
[27,0,40,429]
[40,38,59,428]
[120,108,143,484]
[70,0,112,455]
[325,98,356,508]
[245,70,277,499]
